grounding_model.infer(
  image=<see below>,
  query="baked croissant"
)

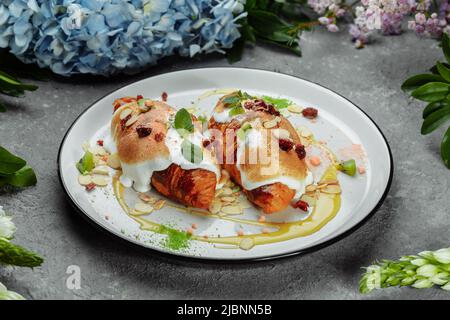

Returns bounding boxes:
[208,92,312,213]
[110,96,220,209]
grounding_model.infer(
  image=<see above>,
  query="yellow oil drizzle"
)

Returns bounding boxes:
[112,166,341,251]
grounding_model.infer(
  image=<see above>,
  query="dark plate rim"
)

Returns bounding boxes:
[57,66,394,263]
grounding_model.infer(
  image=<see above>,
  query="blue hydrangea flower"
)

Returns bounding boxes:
[0,0,246,75]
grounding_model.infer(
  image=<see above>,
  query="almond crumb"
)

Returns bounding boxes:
[258,215,266,223]
[237,229,244,236]
[262,228,270,234]
[309,156,321,166]
[191,223,198,230]
[358,166,366,174]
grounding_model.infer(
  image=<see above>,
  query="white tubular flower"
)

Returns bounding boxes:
[416,264,439,278]
[433,248,450,264]
[412,279,434,289]
[410,258,428,266]
[430,273,450,286]
[0,282,25,300]
[0,211,16,239]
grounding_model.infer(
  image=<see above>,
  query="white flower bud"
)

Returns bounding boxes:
[412,279,433,289]
[441,282,450,291]
[430,273,449,285]
[433,248,450,264]
[0,215,16,239]
[416,264,439,278]
[0,282,25,300]
[411,258,428,266]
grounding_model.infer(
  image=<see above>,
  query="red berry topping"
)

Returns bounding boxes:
[161,92,168,102]
[136,125,152,138]
[85,183,96,191]
[292,200,309,211]
[154,132,165,142]
[295,144,306,160]
[278,139,294,151]
[302,107,318,119]
[97,140,104,146]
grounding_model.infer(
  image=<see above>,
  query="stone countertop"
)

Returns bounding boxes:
[0,30,449,300]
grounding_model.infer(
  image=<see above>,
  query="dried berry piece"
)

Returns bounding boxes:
[137,94,143,100]
[295,144,306,160]
[161,92,168,102]
[244,101,254,109]
[302,107,318,119]
[267,104,280,116]
[292,200,309,211]
[154,132,165,142]
[120,114,131,130]
[97,140,104,146]
[279,139,294,151]
[136,125,152,138]
[202,139,212,148]
[85,183,96,191]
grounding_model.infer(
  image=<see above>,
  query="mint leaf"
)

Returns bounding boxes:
[0,238,43,268]
[174,108,194,133]
[337,159,356,176]
[76,151,95,174]
[229,105,245,117]
[0,146,27,175]
[262,96,292,109]
[441,127,450,169]
[181,140,203,164]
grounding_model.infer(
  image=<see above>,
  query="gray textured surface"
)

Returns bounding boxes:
[0,30,449,300]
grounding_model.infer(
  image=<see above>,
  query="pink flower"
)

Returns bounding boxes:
[327,24,339,32]
[407,20,416,29]
[415,12,427,24]
[318,16,330,25]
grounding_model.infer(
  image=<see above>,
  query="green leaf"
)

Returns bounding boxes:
[430,62,450,75]
[421,105,450,135]
[76,151,95,174]
[262,95,292,109]
[442,33,450,64]
[411,82,450,102]
[181,140,203,164]
[229,105,245,117]
[337,159,356,176]
[223,95,241,106]
[441,126,450,169]
[174,108,194,133]
[436,61,450,82]
[423,100,450,119]
[1,165,37,187]
[0,146,27,175]
[401,74,445,92]
[0,238,43,268]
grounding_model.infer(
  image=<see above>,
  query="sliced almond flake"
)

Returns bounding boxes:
[92,176,108,187]
[273,129,290,140]
[221,205,242,215]
[287,104,303,114]
[321,185,341,194]
[78,175,92,186]
[263,119,278,129]
[92,166,109,175]
[139,104,149,112]
[119,108,132,120]
[125,114,139,127]
[220,196,236,203]
[305,185,317,192]
[316,184,328,189]
[153,199,165,210]
[134,202,154,213]
[107,153,121,169]
[139,193,156,203]
[239,238,255,250]
[209,200,222,214]
[238,199,252,209]
[318,179,339,186]
[221,187,233,196]
[298,126,313,138]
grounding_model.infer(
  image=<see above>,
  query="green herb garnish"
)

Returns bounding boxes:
[181,140,203,164]
[236,123,252,140]
[0,146,37,188]
[337,159,356,176]
[229,105,245,117]
[157,225,191,251]
[76,151,95,174]
[262,96,292,109]
[360,247,450,294]
[174,108,194,134]
[402,34,450,169]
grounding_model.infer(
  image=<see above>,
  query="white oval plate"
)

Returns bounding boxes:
[58,68,393,261]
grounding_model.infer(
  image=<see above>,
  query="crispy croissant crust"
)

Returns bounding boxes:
[112,97,217,209]
[208,94,308,214]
